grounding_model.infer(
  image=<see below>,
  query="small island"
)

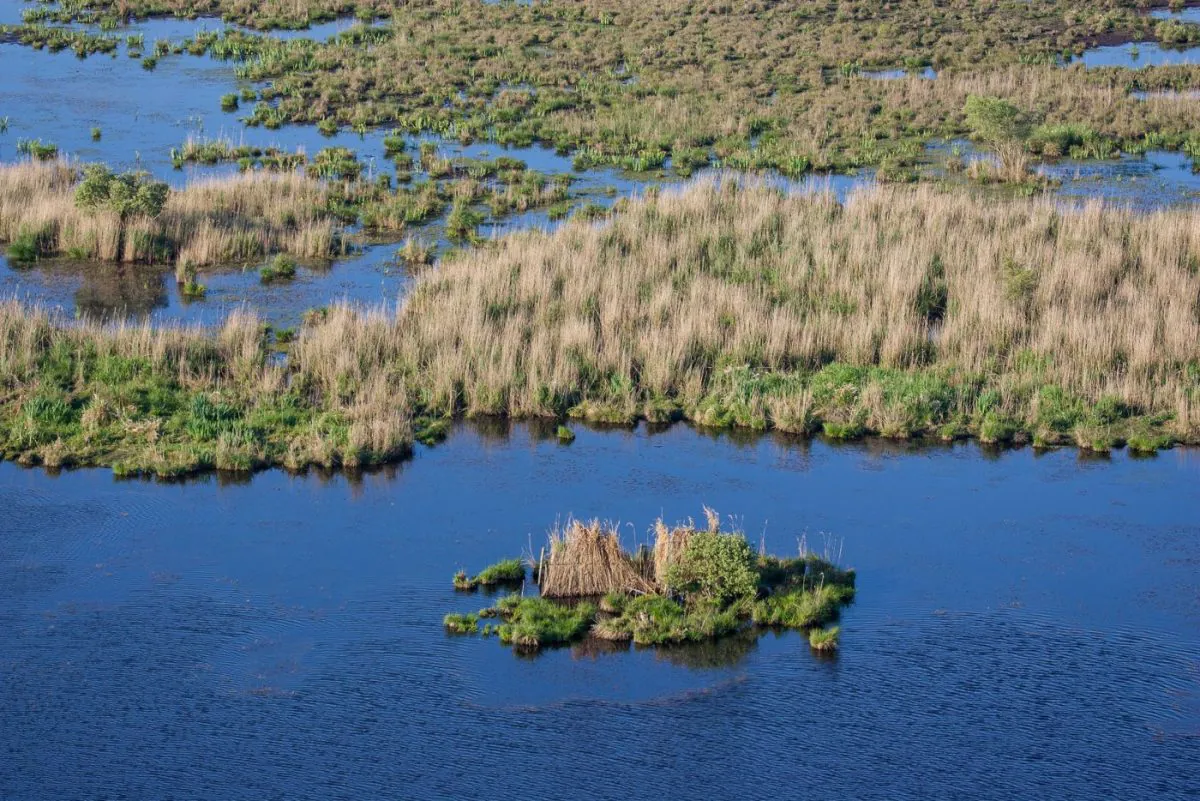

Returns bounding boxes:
[445,509,855,654]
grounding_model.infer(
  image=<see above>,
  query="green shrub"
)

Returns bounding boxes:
[75,164,169,219]
[664,530,758,604]
[6,233,40,263]
[260,254,298,282]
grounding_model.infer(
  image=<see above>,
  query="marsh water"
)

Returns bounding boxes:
[1,424,1198,799]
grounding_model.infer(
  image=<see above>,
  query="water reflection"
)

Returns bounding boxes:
[1077,41,1200,68]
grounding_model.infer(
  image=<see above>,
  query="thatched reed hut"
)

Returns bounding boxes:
[539,519,655,598]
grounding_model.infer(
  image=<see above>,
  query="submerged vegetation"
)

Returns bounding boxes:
[1,179,1197,473]
[445,509,857,653]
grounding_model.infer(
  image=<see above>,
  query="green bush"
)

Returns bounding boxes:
[664,530,758,604]
[6,233,40,263]
[75,164,169,219]
[259,254,298,282]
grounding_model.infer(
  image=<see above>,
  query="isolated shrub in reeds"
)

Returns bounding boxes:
[260,253,298,282]
[6,232,40,263]
[75,165,169,222]
[663,528,758,605]
[964,95,1033,182]
[650,506,724,587]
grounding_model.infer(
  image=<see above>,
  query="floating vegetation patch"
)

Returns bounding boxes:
[445,510,856,654]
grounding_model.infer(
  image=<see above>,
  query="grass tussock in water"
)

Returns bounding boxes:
[2,180,1198,474]
[446,509,857,653]
[453,558,526,591]
[0,302,414,475]
[0,160,343,267]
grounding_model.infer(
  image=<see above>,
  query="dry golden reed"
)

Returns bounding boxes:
[540,519,655,598]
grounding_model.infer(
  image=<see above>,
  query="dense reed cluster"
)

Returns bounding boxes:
[1,179,1197,475]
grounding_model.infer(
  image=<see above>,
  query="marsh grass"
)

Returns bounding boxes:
[12,1,1198,178]
[396,179,1198,447]
[259,253,298,282]
[496,596,596,650]
[1,180,1197,474]
[443,612,479,634]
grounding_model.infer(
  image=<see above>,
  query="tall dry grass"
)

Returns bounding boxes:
[390,179,1199,432]
[0,160,341,265]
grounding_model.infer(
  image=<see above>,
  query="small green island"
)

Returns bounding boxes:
[445,509,855,654]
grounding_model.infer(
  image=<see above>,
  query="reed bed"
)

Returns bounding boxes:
[0,161,341,266]
[397,179,1200,444]
[2,179,1199,473]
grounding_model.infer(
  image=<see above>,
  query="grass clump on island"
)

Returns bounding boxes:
[444,508,855,653]
[1,179,1198,475]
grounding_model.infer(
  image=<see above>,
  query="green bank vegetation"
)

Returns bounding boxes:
[445,510,855,653]
[1,179,1197,475]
